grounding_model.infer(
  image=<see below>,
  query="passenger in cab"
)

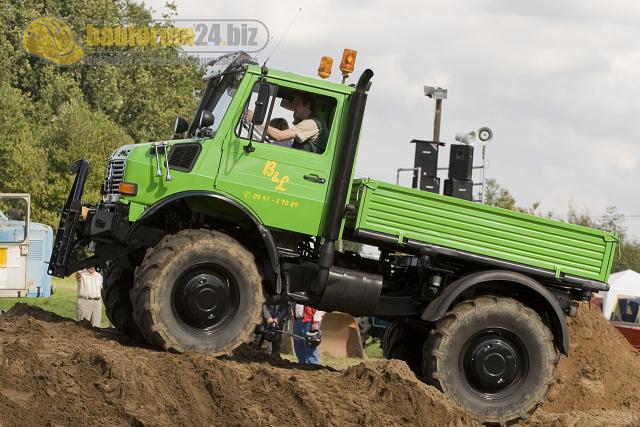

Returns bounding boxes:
[245,92,328,153]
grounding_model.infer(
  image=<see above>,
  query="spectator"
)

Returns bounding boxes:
[293,303,324,365]
[75,266,103,327]
[254,303,289,356]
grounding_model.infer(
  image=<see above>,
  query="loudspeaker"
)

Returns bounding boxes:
[412,139,440,178]
[444,179,473,201]
[448,144,474,180]
[414,175,440,194]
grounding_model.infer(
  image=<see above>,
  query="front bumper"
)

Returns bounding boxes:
[48,160,130,278]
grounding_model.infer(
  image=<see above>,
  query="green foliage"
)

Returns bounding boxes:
[484,179,548,216]
[485,178,640,273]
[42,100,134,222]
[340,240,364,254]
[0,0,202,227]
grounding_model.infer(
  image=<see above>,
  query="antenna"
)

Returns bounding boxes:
[263,7,302,67]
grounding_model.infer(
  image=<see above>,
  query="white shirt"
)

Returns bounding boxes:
[76,270,103,299]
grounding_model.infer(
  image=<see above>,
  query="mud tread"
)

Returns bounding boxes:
[131,229,263,355]
[424,296,557,426]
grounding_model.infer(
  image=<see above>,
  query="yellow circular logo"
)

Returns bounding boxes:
[22,17,84,66]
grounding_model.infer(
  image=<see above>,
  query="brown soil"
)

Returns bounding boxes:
[0,303,474,427]
[520,302,640,426]
[1,302,639,427]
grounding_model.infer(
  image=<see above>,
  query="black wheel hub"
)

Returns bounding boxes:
[461,328,528,398]
[172,264,239,332]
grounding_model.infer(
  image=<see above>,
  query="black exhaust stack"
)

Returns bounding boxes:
[303,69,382,315]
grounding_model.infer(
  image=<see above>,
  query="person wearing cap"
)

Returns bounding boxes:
[244,92,329,154]
[75,266,103,327]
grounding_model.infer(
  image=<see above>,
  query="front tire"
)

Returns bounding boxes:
[131,229,264,354]
[423,296,557,425]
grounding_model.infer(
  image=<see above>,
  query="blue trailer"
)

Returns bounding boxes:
[0,194,53,298]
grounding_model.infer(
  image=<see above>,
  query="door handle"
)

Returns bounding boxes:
[303,174,326,184]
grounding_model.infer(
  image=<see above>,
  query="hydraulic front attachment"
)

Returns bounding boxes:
[48,159,89,278]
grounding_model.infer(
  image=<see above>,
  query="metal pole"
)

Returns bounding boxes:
[481,145,487,203]
[433,99,442,143]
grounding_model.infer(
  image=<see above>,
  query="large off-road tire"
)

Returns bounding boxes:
[382,321,425,378]
[102,265,145,342]
[131,229,264,354]
[423,296,558,425]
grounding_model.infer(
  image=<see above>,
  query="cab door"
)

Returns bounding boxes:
[0,194,30,297]
[215,79,341,236]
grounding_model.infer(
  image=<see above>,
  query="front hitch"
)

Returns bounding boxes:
[48,159,90,278]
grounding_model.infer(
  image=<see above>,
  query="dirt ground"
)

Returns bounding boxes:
[0,302,639,427]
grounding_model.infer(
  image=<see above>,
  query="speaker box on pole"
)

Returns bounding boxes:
[448,144,474,180]
[444,178,473,201]
[416,176,440,194]
[412,139,440,178]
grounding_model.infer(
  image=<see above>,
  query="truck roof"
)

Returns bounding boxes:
[245,64,356,96]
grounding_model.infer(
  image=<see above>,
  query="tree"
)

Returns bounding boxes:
[0,0,202,226]
[484,178,546,216]
[484,179,640,273]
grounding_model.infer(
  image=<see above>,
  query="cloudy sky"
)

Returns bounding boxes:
[146,0,640,238]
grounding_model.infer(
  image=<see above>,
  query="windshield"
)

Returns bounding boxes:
[194,71,243,136]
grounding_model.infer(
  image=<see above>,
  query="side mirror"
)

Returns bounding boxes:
[252,83,270,125]
[174,116,189,134]
[199,110,215,128]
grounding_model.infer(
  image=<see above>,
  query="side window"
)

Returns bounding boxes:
[236,83,336,155]
[0,197,28,243]
[236,82,277,141]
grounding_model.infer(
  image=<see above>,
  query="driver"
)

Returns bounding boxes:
[245,92,328,154]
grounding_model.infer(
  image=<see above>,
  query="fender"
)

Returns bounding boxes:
[421,270,569,355]
[128,190,281,293]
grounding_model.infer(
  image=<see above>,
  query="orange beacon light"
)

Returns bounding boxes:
[340,48,357,82]
[318,56,333,79]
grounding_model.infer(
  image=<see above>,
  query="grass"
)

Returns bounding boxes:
[0,277,109,327]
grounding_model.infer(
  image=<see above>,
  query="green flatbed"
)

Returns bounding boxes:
[346,179,617,284]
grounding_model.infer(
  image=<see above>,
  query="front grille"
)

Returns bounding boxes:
[103,159,125,194]
[168,143,201,172]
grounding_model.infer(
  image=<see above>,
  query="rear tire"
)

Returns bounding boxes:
[382,321,425,378]
[423,296,557,425]
[131,229,264,354]
[102,265,145,342]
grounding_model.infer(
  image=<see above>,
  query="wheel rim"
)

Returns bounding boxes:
[460,328,529,399]
[171,263,240,334]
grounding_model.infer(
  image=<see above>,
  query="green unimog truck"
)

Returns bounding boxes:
[48,51,617,424]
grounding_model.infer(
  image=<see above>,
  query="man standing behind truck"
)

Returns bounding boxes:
[293,304,324,365]
[75,266,102,327]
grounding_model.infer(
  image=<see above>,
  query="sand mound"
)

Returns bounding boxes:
[3,302,640,426]
[0,305,475,427]
[522,302,640,426]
